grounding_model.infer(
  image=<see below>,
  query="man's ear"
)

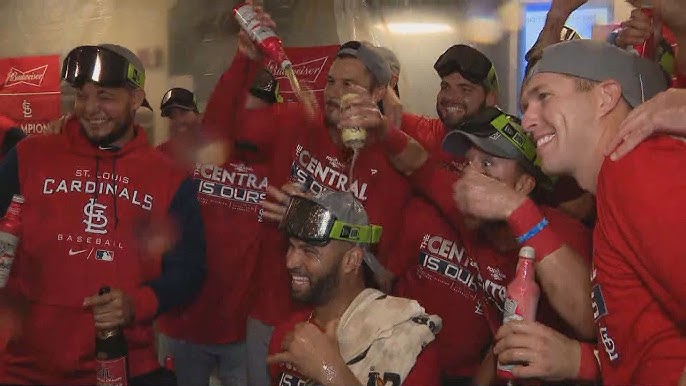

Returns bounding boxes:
[342,245,364,274]
[130,89,146,110]
[371,85,387,104]
[596,79,623,117]
[514,172,536,196]
[485,89,498,107]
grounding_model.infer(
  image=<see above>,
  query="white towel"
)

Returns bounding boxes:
[336,288,442,384]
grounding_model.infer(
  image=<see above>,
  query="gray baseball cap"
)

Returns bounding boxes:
[528,40,668,108]
[97,43,152,110]
[337,41,392,86]
[373,45,401,76]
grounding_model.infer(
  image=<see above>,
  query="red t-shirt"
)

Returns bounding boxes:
[398,158,591,377]
[592,136,686,385]
[237,104,414,327]
[400,112,446,155]
[391,197,499,377]
[268,309,441,386]
[156,159,271,344]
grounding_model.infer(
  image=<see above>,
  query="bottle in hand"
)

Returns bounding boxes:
[95,286,128,386]
[497,246,540,380]
[0,195,25,289]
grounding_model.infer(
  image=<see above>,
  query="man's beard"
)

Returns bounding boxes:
[437,98,487,132]
[291,260,341,306]
[84,113,133,148]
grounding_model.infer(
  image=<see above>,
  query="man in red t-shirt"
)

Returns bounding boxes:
[155,55,284,386]
[400,44,499,155]
[512,39,679,384]
[267,190,441,385]
[155,88,202,168]
[234,10,415,382]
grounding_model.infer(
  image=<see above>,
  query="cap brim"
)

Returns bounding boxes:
[442,130,519,160]
[160,103,195,117]
[142,98,153,111]
[362,249,390,278]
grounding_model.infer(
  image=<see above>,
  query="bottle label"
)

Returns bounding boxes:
[235,5,277,43]
[502,298,523,323]
[96,357,127,386]
[0,231,19,288]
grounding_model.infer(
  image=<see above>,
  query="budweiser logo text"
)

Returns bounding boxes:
[266,57,328,83]
[4,65,48,87]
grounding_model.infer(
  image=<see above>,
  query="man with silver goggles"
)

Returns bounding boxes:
[267,191,442,385]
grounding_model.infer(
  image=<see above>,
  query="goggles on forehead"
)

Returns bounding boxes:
[434,47,498,91]
[281,196,382,246]
[160,88,198,116]
[488,113,537,164]
[61,45,145,89]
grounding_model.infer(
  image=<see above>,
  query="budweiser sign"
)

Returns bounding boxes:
[265,56,329,84]
[5,65,48,87]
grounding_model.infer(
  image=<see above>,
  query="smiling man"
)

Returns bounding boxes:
[267,191,441,385]
[0,44,205,385]
[517,39,683,384]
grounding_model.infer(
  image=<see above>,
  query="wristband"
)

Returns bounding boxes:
[516,217,549,244]
[507,199,563,262]
[383,127,409,155]
[577,342,600,381]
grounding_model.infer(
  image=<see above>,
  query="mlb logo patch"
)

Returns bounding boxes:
[95,250,114,261]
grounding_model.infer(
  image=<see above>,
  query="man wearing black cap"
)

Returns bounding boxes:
[160,87,201,136]
[267,191,441,385]
[0,43,206,385]
[156,87,202,168]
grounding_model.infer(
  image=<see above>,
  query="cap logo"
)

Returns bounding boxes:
[489,132,501,140]
[126,64,145,88]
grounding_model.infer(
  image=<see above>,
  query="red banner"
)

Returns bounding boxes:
[0,55,61,135]
[263,45,340,104]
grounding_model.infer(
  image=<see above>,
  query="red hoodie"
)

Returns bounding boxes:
[0,117,206,384]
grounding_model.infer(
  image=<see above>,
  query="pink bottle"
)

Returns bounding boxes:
[497,246,540,380]
[233,2,292,69]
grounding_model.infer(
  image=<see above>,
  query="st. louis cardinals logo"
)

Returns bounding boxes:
[83,198,108,234]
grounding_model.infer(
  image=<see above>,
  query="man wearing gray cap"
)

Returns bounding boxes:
[266,190,441,385]
[496,39,684,384]
[235,10,414,383]
[0,43,206,385]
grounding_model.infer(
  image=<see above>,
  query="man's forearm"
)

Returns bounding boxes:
[536,247,595,340]
[383,127,428,176]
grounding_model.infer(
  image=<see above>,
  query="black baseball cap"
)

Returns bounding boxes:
[160,88,198,117]
[61,44,152,110]
[434,44,499,92]
[443,106,550,188]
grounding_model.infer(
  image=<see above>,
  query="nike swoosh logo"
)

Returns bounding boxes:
[68,249,88,256]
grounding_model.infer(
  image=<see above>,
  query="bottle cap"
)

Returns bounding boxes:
[164,355,175,371]
[519,246,535,260]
